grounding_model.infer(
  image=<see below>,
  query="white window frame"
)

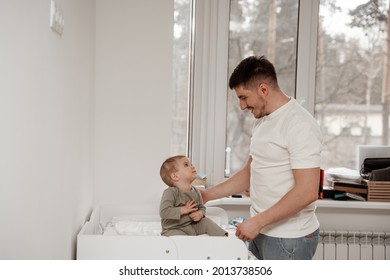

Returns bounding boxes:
[190,0,320,186]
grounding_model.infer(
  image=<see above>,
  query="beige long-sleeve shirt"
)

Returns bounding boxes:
[159,186,205,234]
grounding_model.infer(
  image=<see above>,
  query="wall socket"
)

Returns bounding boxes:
[50,0,64,36]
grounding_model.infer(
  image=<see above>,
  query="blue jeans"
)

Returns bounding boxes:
[248,228,319,260]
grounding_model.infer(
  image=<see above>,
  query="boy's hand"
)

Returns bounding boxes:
[189,210,204,222]
[180,200,198,215]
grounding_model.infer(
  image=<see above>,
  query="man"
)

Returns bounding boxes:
[201,55,322,260]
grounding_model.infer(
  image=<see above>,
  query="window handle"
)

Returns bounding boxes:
[225,147,231,177]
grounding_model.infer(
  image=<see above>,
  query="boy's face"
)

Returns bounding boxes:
[174,157,197,183]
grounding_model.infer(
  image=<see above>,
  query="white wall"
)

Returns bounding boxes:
[0,0,95,259]
[93,0,173,212]
[0,0,173,259]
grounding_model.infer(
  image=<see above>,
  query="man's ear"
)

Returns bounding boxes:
[258,83,269,96]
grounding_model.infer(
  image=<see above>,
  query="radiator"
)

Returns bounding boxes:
[313,230,390,260]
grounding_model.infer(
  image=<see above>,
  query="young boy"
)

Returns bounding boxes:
[159,155,227,237]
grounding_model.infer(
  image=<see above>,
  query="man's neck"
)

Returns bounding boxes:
[267,89,290,114]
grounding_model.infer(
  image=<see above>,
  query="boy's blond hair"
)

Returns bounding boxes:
[160,155,186,187]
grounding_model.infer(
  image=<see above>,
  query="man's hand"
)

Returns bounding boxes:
[199,189,209,204]
[235,217,261,241]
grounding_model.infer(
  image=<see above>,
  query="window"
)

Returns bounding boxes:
[226,0,300,176]
[190,0,390,186]
[190,0,318,186]
[315,0,390,170]
[171,0,192,156]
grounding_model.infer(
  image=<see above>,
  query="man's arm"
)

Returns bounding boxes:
[201,157,252,203]
[236,167,320,241]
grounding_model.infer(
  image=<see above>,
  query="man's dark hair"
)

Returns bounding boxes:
[228,55,278,90]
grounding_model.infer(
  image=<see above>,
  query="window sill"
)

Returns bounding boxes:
[206,196,251,207]
[206,196,390,210]
[316,199,390,210]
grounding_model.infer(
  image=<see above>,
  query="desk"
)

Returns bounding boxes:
[206,197,390,232]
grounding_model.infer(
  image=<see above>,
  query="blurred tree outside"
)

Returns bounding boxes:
[316,0,389,170]
[172,0,191,156]
[227,0,299,175]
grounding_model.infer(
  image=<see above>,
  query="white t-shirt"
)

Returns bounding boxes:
[249,97,322,238]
